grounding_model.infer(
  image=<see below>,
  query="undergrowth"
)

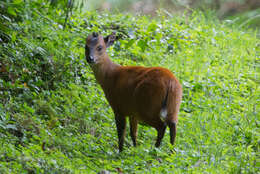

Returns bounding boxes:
[0,0,259,173]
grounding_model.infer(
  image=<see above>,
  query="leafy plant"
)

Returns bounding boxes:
[0,1,259,173]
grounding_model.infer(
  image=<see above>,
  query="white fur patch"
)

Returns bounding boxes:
[160,108,167,122]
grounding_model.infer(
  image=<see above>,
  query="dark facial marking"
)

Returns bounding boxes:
[85,45,90,55]
[90,37,98,46]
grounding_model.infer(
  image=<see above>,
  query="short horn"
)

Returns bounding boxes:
[92,32,99,37]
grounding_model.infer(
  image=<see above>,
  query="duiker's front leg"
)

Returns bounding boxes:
[115,115,126,152]
[129,116,138,147]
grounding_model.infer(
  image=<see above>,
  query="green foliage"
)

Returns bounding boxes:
[225,8,260,32]
[0,1,259,173]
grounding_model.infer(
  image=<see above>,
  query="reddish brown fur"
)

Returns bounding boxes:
[85,32,182,152]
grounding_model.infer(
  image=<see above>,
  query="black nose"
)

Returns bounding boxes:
[87,55,95,63]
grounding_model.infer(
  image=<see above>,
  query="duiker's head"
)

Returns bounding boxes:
[85,32,116,64]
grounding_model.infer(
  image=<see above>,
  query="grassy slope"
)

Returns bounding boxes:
[0,3,259,174]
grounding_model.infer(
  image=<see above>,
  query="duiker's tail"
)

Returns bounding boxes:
[166,79,182,145]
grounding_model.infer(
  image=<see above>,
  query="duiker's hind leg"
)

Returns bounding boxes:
[167,120,177,145]
[155,121,167,147]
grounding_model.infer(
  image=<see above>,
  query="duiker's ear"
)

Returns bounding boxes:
[104,32,116,48]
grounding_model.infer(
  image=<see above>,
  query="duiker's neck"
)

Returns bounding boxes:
[91,54,120,85]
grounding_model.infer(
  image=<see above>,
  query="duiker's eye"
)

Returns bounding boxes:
[97,45,103,52]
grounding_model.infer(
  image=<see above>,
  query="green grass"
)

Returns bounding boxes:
[0,2,259,173]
